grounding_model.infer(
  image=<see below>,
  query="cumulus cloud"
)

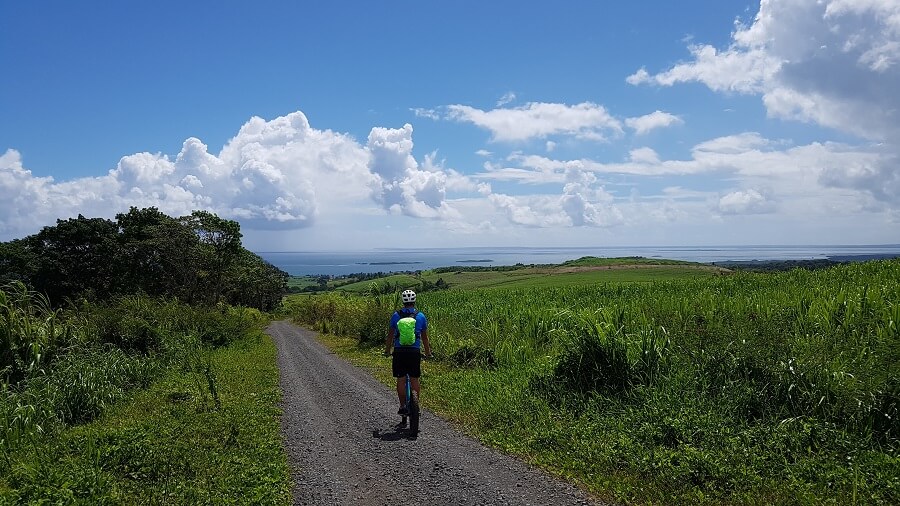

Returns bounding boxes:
[0,112,397,237]
[487,193,570,227]
[367,124,466,219]
[1,112,499,239]
[628,0,900,143]
[628,0,900,213]
[629,147,661,165]
[625,110,684,135]
[474,132,897,222]
[446,102,624,142]
[561,168,624,227]
[479,162,624,228]
[717,189,775,215]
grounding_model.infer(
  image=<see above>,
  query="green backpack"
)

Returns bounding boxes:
[397,309,419,346]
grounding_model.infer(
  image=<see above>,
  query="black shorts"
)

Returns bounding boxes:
[392,348,421,378]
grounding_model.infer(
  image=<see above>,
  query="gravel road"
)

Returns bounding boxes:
[268,320,603,506]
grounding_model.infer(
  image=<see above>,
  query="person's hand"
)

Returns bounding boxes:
[383,350,392,357]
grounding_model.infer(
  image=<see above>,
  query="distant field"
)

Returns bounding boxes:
[325,258,727,292]
[436,266,723,290]
[287,276,319,290]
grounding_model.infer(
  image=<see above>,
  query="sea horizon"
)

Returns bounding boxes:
[256,244,900,277]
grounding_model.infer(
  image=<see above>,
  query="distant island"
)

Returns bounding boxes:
[457,259,493,263]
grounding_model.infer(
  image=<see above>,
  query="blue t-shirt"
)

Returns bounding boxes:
[390,308,427,348]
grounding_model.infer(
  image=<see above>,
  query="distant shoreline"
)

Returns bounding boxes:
[259,246,900,276]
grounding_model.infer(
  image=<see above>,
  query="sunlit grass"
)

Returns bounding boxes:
[0,331,289,504]
[288,259,900,504]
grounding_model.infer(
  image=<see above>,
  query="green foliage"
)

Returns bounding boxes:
[286,259,900,503]
[0,207,286,311]
[539,308,670,398]
[283,292,396,345]
[0,286,266,461]
[561,255,695,266]
[0,206,289,502]
[0,331,289,504]
[1,282,73,385]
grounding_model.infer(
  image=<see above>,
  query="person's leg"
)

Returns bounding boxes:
[392,352,406,412]
[396,377,406,408]
[410,352,422,399]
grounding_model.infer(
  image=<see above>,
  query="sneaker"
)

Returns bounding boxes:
[397,407,409,415]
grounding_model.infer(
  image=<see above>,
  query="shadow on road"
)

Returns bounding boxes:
[373,422,418,441]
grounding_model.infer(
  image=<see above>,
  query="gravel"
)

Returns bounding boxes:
[268,320,604,506]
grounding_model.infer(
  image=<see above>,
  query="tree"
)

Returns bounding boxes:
[0,208,286,311]
[223,249,288,311]
[27,215,121,302]
[0,239,37,286]
[181,211,242,304]
[116,207,199,299]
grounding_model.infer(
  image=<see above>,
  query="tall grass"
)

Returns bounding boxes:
[1,282,74,386]
[1,284,266,458]
[285,259,900,502]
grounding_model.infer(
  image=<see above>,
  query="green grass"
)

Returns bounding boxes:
[287,276,319,291]
[560,256,698,267]
[0,331,290,504]
[332,260,723,292]
[287,259,900,505]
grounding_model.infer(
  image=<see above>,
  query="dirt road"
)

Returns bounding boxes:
[268,320,602,506]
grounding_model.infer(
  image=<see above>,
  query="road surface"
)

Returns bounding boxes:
[269,320,603,506]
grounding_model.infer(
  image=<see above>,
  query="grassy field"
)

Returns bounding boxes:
[285,259,900,505]
[327,257,726,293]
[1,330,289,504]
[0,287,291,504]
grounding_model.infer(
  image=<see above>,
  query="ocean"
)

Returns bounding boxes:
[256,244,900,276]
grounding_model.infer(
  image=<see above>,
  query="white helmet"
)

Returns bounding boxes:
[401,289,416,303]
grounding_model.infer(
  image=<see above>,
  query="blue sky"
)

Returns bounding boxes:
[2,0,898,251]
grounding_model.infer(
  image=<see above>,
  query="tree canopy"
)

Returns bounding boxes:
[0,207,287,310]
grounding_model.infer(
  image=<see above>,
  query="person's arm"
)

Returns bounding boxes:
[385,316,395,356]
[420,328,432,357]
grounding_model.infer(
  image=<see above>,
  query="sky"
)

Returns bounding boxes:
[1,0,898,252]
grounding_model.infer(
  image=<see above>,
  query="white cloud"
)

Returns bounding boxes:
[488,193,570,227]
[367,124,476,220]
[692,132,772,154]
[496,92,517,107]
[0,112,411,237]
[446,102,624,142]
[627,44,777,94]
[411,107,441,120]
[626,67,651,85]
[561,168,624,227]
[629,147,661,165]
[717,189,775,215]
[625,110,684,135]
[629,0,900,143]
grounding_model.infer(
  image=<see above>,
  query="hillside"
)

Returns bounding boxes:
[290,256,729,293]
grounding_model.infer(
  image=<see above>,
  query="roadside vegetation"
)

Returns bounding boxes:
[0,208,291,503]
[285,259,900,504]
